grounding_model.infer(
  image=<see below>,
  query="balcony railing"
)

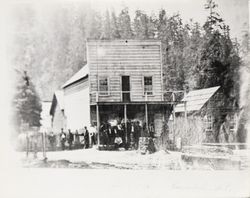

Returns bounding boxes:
[90,90,185,103]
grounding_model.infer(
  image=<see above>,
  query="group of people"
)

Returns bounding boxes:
[100,120,155,149]
[48,126,97,151]
[47,121,155,151]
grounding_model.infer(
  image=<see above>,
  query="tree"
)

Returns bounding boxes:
[133,10,149,39]
[182,21,203,90]
[110,10,121,39]
[147,15,157,39]
[103,10,112,39]
[13,71,42,132]
[118,7,133,39]
[157,11,186,93]
[196,0,241,142]
[198,0,240,98]
[203,0,224,33]
[85,9,102,39]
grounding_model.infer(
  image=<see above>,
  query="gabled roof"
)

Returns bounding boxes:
[49,90,64,116]
[54,90,64,110]
[62,64,89,89]
[175,86,220,113]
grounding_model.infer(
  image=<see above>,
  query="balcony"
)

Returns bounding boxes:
[90,90,184,104]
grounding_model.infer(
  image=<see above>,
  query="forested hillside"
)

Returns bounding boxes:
[10,0,242,112]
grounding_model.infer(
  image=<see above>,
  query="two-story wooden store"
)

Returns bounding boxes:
[87,40,174,138]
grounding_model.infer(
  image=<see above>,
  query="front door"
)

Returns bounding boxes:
[122,76,130,102]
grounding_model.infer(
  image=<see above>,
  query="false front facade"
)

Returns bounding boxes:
[87,39,172,139]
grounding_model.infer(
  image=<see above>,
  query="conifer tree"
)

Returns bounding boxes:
[196,0,241,142]
[118,7,133,39]
[133,10,149,39]
[13,71,42,132]
[103,10,112,39]
[110,11,120,39]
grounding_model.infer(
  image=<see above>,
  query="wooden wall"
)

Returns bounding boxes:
[87,40,163,104]
[63,78,90,130]
[52,104,65,133]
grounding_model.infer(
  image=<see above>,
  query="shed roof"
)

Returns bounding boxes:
[175,86,220,113]
[62,64,89,89]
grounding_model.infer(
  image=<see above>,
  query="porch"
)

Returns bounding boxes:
[90,102,173,148]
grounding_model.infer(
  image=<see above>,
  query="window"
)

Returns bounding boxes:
[229,114,237,133]
[204,114,213,132]
[99,77,109,95]
[144,76,153,95]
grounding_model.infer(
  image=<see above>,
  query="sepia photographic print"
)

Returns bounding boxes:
[0,0,250,197]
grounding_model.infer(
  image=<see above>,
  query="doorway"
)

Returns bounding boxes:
[122,76,130,102]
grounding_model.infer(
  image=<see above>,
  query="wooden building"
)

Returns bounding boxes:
[61,65,89,131]
[40,101,52,132]
[172,86,239,145]
[50,90,65,133]
[87,39,173,138]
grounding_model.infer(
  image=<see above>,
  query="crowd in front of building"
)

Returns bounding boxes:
[47,125,97,151]
[99,119,155,150]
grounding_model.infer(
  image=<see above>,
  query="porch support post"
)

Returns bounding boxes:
[145,103,149,132]
[184,100,188,134]
[96,104,100,147]
[172,93,176,148]
[124,104,127,143]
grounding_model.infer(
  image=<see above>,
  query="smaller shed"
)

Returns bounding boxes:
[50,90,66,133]
[169,86,238,145]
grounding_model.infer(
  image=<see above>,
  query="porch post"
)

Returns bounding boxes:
[124,104,127,143]
[145,103,149,132]
[172,93,176,148]
[96,104,100,147]
[184,100,188,134]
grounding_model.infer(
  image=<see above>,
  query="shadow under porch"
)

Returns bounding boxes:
[90,102,172,147]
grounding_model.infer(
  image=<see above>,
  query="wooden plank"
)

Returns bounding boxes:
[89,55,160,59]
[89,63,161,66]
[89,52,160,56]
[89,56,161,60]
[88,48,160,51]
[89,65,161,69]
[87,39,161,45]
[90,68,161,72]
[88,43,161,47]
[89,60,161,63]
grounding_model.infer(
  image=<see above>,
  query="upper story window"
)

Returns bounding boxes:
[99,77,109,96]
[144,76,153,95]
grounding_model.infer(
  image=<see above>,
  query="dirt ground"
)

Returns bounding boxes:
[18,147,250,170]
